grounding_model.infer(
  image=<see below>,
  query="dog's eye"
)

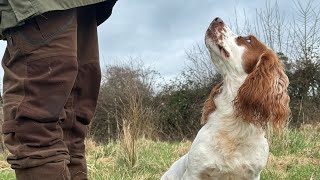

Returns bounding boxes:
[237,36,251,44]
[244,36,251,43]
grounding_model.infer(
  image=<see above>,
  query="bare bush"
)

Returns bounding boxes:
[184,45,219,87]
[90,60,159,144]
[90,0,320,144]
[285,0,320,125]
[155,45,221,140]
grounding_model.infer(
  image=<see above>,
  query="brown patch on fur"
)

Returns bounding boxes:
[236,35,268,73]
[215,131,241,159]
[201,82,223,124]
[234,37,290,128]
[206,18,231,58]
[207,19,225,43]
[199,167,216,180]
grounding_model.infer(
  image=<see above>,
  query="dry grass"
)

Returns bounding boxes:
[0,125,319,179]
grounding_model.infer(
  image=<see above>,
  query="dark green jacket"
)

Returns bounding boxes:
[0,0,117,39]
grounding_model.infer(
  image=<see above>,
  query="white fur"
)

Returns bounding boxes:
[161,20,269,180]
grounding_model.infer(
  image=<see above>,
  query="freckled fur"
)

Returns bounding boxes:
[161,18,290,180]
[201,82,223,124]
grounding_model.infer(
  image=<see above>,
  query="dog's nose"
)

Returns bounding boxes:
[213,17,223,23]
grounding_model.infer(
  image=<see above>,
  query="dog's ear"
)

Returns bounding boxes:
[234,50,290,128]
[201,82,223,124]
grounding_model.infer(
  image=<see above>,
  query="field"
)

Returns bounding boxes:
[0,125,320,180]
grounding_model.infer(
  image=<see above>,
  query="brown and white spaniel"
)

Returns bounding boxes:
[161,17,290,180]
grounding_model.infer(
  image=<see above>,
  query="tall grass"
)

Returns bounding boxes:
[0,125,319,179]
[118,90,158,168]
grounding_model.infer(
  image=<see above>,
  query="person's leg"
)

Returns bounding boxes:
[61,5,101,180]
[1,9,78,180]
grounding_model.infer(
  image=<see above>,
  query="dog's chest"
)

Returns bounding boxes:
[200,164,262,180]
[191,127,269,180]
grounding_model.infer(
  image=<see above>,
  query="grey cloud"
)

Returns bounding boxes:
[0,0,313,87]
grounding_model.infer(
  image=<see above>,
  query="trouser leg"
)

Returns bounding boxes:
[61,6,101,180]
[1,9,78,180]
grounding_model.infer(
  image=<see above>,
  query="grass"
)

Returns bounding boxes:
[0,125,319,180]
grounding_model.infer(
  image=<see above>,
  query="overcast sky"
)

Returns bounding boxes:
[0,0,313,88]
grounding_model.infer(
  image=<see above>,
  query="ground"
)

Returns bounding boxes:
[0,125,319,180]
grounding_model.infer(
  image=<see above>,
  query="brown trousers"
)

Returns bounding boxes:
[2,6,101,180]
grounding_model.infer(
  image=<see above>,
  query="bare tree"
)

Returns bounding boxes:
[184,44,219,88]
[289,0,320,62]
[287,0,320,124]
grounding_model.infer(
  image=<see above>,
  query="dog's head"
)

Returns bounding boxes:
[205,17,269,76]
[204,17,290,128]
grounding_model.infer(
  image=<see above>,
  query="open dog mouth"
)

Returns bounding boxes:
[205,21,230,59]
[217,44,230,58]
